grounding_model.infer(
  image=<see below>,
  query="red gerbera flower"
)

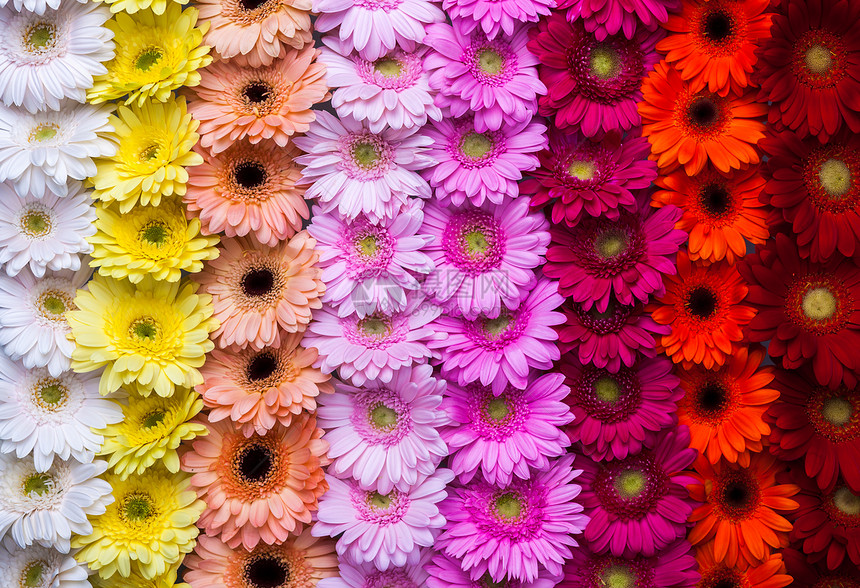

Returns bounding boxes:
[783,546,860,587]
[695,543,792,588]
[755,0,860,142]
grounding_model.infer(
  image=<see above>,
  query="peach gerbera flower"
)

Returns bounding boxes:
[193,232,325,350]
[187,46,329,154]
[181,414,329,550]
[198,332,333,437]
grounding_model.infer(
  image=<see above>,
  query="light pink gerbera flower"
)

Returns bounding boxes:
[317,363,448,494]
[294,111,434,223]
[421,197,549,319]
[444,0,555,40]
[319,549,432,588]
[308,201,434,318]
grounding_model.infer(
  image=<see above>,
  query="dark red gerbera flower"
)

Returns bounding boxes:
[783,546,860,587]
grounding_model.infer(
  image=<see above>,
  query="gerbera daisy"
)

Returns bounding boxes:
[304,293,440,387]
[740,234,860,389]
[649,253,757,370]
[783,546,860,586]
[579,426,696,558]
[653,165,769,265]
[444,0,553,40]
[755,0,860,141]
[562,540,699,588]
[559,0,678,41]
[0,0,81,16]
[560,355,682,461]
[199,332,333,437]
[318,364,447,494]
[421,197,549,319]
[181,415,329,550]
[313,0,444,61]
[0,455,111,552]
[523,131,657,227]
[438,454,587,582]
[294,111,433,223]
[423,116,546,207]
[0,187,94,279]
[427,551,563,588]
[687,453,799,568]
[639,61,766,175]
[544,199,685,311]
[0,540,91,588]
[312,468,452,570]
[0,102,114,199]
[188,46,327,154]
[88,5,212,107]
[185,531,338,588]
[441,372,572,486]
[695,543,792,588]
[308,200,434,318]
[90,565,189,588]
[425,22,544,133]
[0,266,90,377]
[429,277,564,395]
[557,298,669,372]
[90,97,203,214]
[760,129,860,262]
[321,41,441,133]
[0,1,113,113]
[677,345,777,467]
[68,275,217,397]
[0,356,122,472]
[72,466,203,579]
[321,550,430,588]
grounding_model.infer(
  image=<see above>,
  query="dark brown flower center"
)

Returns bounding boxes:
[247,352,278,381]
[238,445,273,483]
[243,81,272,104]
[697,382,728,415]
[703,11,733,43]
[688,97,720,128]
[686,286,718,318]
[242,268,275,297]
[245,556,288,588]
[234,161,267,189]
[699,183,731,216]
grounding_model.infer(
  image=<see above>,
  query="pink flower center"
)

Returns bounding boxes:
[339,132,394,181]
[351,387,413,446]
[568,34,644,100]
[352,485,410,525]
[466,37,517,86]
[572,366,641,424]
[594,454,668,518]
[443,211,505,277]
[463,479,544,542]
[448,120,506,169]
[357,50,423,91]
[344,313,407,350]
[464,308,529,351]
[467,384,528,441]
[571,215,645,277]
[364,569,418,588]
[586,556,654,588]
[340,221,395,279]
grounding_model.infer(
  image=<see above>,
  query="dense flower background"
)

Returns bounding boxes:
[0,0,858,585]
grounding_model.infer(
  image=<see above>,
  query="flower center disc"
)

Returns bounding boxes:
[688,97,720,128]
[601,566,635,588]
[834,487,860,516]
[596,232,627,258]
[697,382,728,416]
[802,287,838,321]
[369,491,391,509]
[22,561,47,588]
[460,132,493,159]
[245,556,289,588]
[242,268,276,298]
[806,44,834,75]
[353,142,380,168]
[238,445,273,483]
[590,47,620,80]
[686,286,718,319]
[247,352,278,381]
[123,493,155,522]
[140,223,169,246]
[357,235,378,257]
[486,397,510,421]
[243,81,272,104]
[39,383,66,406]
[483,315,512,337]
[139,143,161,162]
[819,158,852,197]
[594,377,620,403]
[615,470,646,498]
[465,230,490,256]
[699,184,731,216]
[479,574,506,588]
[23,473,53,497]
[360,318,389,336]
[239,0,270,10]
[478,49,503,75]
[131,317,159,341]
[42,295,65,316]
[135,47,163,72]
[822,397,854,427]
[703,11,733,43]
[494,492,522,519]
[370,404,398,429]
[234,162,267,189]
[374,58,402,78]
[569,160,596,181]
[142,410,165,429]
[26,23,54,50]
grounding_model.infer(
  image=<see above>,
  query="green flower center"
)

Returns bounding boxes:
[494,493,522,520]
[600,565,635,588]
[465,230,490,255]
[483,315,512,337]
[569,160,596,181]
[352,142,380,168]
[140,223,169,246]
[805,44,833,75]
[357,235,378,257]
[594,377,621,402]
[590,46,620,79]
[374,58,402,78]
[802,287,838,321]
[42,295,65,315]
[27,24,54,49]
[596,232,627,258]
[131,318,159,341]
[139,143,161,162]
[22,210,51,236]
[31,124,58,143]
[478,49,504,75]
[360,318,389,337]
[486,397,510,421]
[135,47,163,72]
[615,470,647,499]
[370,404,398,430]
[22,473,53,497]
[39,383,66,406]
[123,493,156,522]
[834,487,860,516]
[369,491,391,510]
[142,410,166,429]
[819,158,852,197]
[22,561,47,588]
[460,132,493,158]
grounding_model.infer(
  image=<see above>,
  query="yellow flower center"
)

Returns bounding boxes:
[834,487,860,516]
[819,158,852,197]
[596,232,627,258]
[802,287,838,321]
[21,561,47,588]
[21,210,52,237]
[374,58,402,78]
[460,132,493,158]
[465,230,489,256]
[478,49,504,75]
[569,160,596,181]
[483,314,512,337]
[594,377,620,402]
[357,235,378,257]
[139,143,161,162]
[601,566,635,588]
[368,491,391,510]
[26,23,55,50]
[42,295,65,315]
[486,397,510,421]
[122,493,156,522]
[39,383,67,406]
[352,142,380,168]
[370,404,398,430]
[359,318,389,337]
[22,473,54,497]
[805,44,833,75]
[615,470,647,499]
[822,397,854,427]
[590,46,620,79]
[135,47,163,72]
[494,492,522,520]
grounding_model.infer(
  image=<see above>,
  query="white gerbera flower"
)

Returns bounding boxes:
[0,538,90,588]
[0,356,124,472]
[0,455,112,552]
[0,0,85,17]
[0,2,114,114]
[0,183,95,278]
[0,102,114,198]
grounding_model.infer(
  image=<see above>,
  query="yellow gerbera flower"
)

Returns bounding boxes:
[91,97,203,213]
[88,5,211,107]
[90,563,189,588]
[68,275,217,397]
[89,198,219,283]
[102,0,189,16]
[72,466,204,580]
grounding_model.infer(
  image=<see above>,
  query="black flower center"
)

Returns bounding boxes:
[688,97,719,128]
[245,556,288,588]
[703,11,733,43]
[239,445,273,483]
[247,352,278,381]
[242,268,275,297]
[243,81,272,104]
[699,184,731,216]
[697,382,727,415]
[234,162,267,189]
[686,286,718,318]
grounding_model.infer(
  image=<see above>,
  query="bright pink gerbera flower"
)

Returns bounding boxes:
[303,293,441,387]
[579,426,697,558]
[424,22,545,133]
[563,540,699,587]
[437,454,587,583]
[443,0,554,40]
[313,0,444,61]
[558,0,679,40]
[528,15,661,136]
[428,552,562,587]
[421,197,549,319]
[523,131,657,227]
[319,549,432,588]
[441,372,572,486]
[312,468,453,570]
[429,278,564,395]
[317,363,448,494]
[294,111,433,223]
[544,199,685,312]
[423,117,546,207]
[560,355,682,461]
[308,201,434,318]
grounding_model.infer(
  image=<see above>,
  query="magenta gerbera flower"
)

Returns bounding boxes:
[522,131,658,227]
[317,364,448,494]
[560,355,682,461]
[320,549,433,588]
[544,199,685,312]
[312,468,453,570]
[421,197,549,319]
[429,278,564,395]
[303,293,441,386]
[579,426,697,558]
[563,539,699,587]
[294,111,433,223]
[443,0,555,40]
[527,14,661,136]
[558,0,679,41]
[320,40,442,133]
[308,201,434,318]
[437,454,587,583]
[428,551,563,587]
[424,22,545,132]
[423,117,546,207]
[441,372,571,486]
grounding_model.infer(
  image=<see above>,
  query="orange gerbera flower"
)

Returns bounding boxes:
[639,61,767,175]
[658,0,774,96]
[688,453,799,568]
[695,543,792,588]
[678,345,778,466]
[649,252,757,369]
[653,165,769,265]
